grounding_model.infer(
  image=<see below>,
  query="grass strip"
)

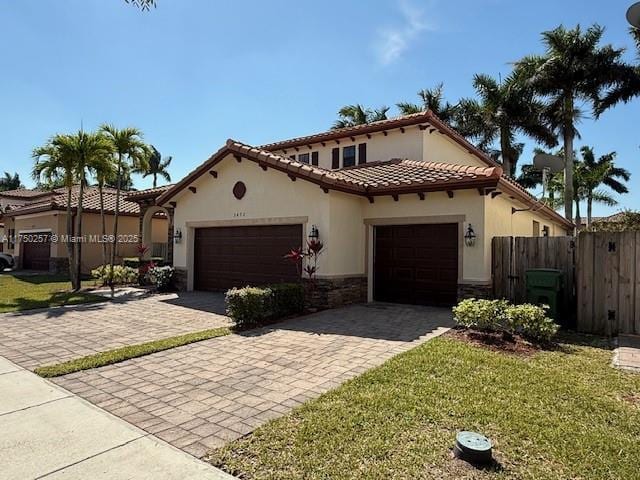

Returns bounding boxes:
[34,326,232,377]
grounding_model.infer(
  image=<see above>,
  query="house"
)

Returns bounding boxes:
[0,186,169,273]
[130,111,572,308]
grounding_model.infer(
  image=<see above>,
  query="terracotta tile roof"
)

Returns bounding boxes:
[3,185,140,217]
[259,110,500,169]
[125,184,174,202]
[0,188,51,199]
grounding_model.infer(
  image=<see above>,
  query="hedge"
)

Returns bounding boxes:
[225,283,305,327]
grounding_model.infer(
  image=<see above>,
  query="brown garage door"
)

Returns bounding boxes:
[21,232,52,270]
[374,223,458,306]
[194,224,303,291]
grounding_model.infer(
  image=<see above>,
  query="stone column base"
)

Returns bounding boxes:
[457,283,492,301]
[174,267,188,291]
[49,257,69,274]
[305,276,368,310]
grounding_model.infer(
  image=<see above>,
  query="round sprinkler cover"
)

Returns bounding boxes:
[454,431,493,464]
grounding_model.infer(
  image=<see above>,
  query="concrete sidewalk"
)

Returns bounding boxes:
[0,356,235,480]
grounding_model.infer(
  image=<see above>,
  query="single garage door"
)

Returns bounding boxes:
[21,232,52,270]
[194,224,303,291]
[374,223,458,306]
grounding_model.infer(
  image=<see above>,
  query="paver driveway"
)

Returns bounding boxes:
[53,303,453,458]
[0,292,231,369]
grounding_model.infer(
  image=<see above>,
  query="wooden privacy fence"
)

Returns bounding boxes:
[577,231,640,336]
[492,236,576,311]
[492,233,640,335]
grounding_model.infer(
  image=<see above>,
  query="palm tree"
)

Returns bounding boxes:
[596,28,640,114]
[125,0,155,10]
[456,72,557,177]
[517,148,565,207]
[137,145,171,187]
[579,146,630,227]
[397,83,458,123]
[0,172,24,191]
[516,24,628,222]
[332,104,389,129]
[93,154,117,267]
[33,137,79,288]
[100,125,149,294]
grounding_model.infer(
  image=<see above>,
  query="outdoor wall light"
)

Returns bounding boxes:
[173,228,183,243]
[308,224,320,240]
[464,224,476,247]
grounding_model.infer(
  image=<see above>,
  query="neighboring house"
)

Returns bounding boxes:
[131,111,572,308]
[0,186,168,273]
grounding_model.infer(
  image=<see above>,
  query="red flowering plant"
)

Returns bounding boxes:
[284,239,324,285]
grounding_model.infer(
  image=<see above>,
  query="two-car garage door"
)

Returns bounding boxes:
[374,223,459,306]
[194,224,302,291]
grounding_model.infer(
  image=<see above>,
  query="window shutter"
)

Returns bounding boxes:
[331,148,340,169]
[358,143,367,164]
[311,151,319,166]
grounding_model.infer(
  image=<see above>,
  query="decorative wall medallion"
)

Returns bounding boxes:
[233,181,246,199]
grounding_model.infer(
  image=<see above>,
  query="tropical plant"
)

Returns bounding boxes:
[455,72,557,177]
[100,125,149,295]
[0,172,24,191]
[332,104,389,129]
[596,28,640,114]
[124,0,155,10]
[396,83,458,123]
[93,154,118,266]
[578,146,630,227]
[516,24,629,221]
[136,145,171,187]
[33,137,79,288]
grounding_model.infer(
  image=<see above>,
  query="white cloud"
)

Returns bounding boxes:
[375,0,435,66]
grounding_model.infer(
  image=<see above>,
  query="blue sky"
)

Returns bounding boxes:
[0,0,637,216]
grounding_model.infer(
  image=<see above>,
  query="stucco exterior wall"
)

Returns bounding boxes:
[422,131,487,167]
[271,127,424,169]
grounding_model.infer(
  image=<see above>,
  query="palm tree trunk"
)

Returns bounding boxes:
[153,173,157,188]
[500,130,513,178]
[587,195,593,228]
[65,187,78,289]
[563,95,574,226]
[574,197,581,228]
[109,156,123,297]
[99,183,107,271]
[74,180,85,291]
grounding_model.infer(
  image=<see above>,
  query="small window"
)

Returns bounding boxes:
[343,145,356,167]
[298,153,310,164]
[533,220,540,237]
[358,143,367,164]
[331,148,340,169]
[311,151,319,166]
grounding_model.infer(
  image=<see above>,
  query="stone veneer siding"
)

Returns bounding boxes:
[457,283,492,301]
[173,267,188,291]
[49,257,69,274]
[305,276,368,310]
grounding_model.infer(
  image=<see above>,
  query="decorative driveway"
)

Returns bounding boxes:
[0,292,231,369]
[52,303,453,458]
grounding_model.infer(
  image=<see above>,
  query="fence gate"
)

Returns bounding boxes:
[577,231,640,336]
[492,236,576,312]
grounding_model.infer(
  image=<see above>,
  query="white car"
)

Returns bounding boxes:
[0,253,15,271]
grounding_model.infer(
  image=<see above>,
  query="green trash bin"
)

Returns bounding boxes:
[525,269,564,321]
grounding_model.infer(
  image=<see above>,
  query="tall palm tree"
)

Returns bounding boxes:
[397,83,458,123]
[100,125,149,294]
[332,104,389,129]
[137,145,171,187]
[33,138,78,288]
[596,28,640,114]
[516,24,628,222]
[0,172,25,191]
[579,146,630,227]
[456,72,557,177]
[93,154,117,267]
[125,0,155,10]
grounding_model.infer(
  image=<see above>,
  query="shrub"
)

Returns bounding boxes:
[453,298,559,342]
[91,265,138,286]
[225,286,273,327]
[225,283,305,328]
[270,283,304,318]
[147,265,175,292]
[452,298,509,332]
[506,303,559,342]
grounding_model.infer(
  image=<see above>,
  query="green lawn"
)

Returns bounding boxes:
[208,334,640,480]
[0,274,100,313]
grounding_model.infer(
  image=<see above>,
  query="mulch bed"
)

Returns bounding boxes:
[446,327,543,356]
